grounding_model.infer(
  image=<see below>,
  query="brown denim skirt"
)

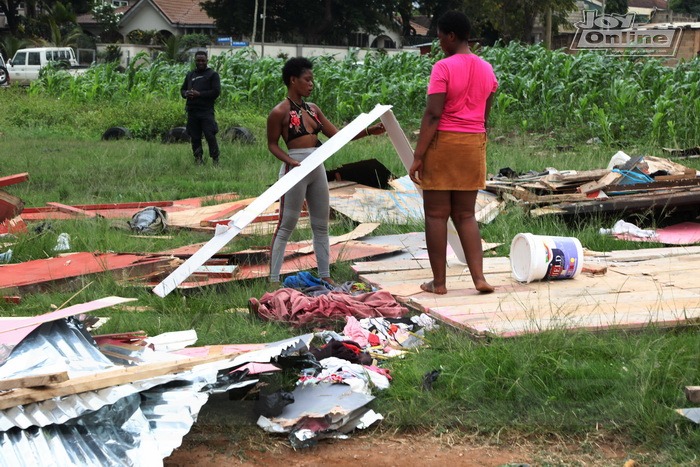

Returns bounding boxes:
[421,131,487,191]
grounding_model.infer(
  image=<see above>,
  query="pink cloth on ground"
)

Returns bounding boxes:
[427,53,498,133]
[256,288,408,328]
[343,316,372,348]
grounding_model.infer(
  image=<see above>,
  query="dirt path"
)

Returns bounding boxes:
[163,394,633,466]
[165,428,632,467]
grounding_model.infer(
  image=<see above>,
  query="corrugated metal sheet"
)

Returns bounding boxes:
[0,316,225,466]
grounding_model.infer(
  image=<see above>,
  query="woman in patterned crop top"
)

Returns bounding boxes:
[266,57,385,286]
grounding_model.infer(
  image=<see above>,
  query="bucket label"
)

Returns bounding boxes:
[543,239,579,280]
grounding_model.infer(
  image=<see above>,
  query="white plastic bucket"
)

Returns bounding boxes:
[510,233,584,283]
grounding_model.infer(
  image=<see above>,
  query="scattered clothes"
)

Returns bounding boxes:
[309,339,372,366]
[127,206,168,234]
[601,221,700,245]
[599,219,657,239]
[255,288,408,328]
[299,356,391,393]
[283,272,334,291]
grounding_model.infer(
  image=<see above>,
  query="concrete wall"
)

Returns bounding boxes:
[98,43,420,68]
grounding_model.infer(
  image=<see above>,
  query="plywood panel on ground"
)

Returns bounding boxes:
[354,249,700,338]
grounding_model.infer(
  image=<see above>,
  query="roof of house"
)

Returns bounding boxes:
[150,0,213,25]
[628,0,667,9]
[120,0,214,27]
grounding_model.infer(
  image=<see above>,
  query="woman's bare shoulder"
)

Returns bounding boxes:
[269,100,290,118]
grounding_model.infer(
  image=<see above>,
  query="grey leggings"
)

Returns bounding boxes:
[269,148,331,282]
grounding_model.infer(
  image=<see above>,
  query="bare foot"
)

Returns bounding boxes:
[420,281,447,295]
[265,281,281,292]
[322,277,337,287]
[474,279,495,294]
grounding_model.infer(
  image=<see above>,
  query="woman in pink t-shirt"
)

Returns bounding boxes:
[409,10,498,295]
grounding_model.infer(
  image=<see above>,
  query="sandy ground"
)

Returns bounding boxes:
[163,396,634,467]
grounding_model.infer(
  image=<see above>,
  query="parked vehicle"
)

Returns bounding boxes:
[6,47,87,85]
[0,53,8,86]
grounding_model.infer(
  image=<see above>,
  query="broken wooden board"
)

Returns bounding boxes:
[685,386,700,404]
[0,348,246,411]
[0,216,27,235]
[663,146,700,158]
[0,190,24,222]
[46,202,101,218]
[530,186,700,217]
[295,222,380,254]
[578,171,622,194]
[234,240,405,280]
[328,182,424,223]
[0,253,176,296]
[0,371,69,390]
[20,193,239,221]
[0,173,29,188]
[356,248,700,338]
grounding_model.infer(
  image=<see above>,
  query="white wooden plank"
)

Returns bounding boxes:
[381,110,467,263]
[153,104,393,297]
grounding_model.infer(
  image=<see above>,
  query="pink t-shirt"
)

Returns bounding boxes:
[427,53,498,133]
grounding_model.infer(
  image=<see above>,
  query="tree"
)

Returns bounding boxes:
[604,0,628,15]
[462,0,577,43]
[202,0,396,45]
[158,35,188,63]
[0,34,30,61]
[91,0,123,42]
[670,0,700,16]
[0,0,24,35]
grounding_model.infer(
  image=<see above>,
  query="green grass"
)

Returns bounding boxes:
[2,84,700,464]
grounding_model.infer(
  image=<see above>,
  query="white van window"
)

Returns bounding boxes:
[28,52,40,65]
[13,52,26,65]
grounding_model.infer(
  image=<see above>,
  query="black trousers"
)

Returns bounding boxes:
[186,109,219,160]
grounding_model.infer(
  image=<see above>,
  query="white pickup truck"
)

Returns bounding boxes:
[6,47,88,85]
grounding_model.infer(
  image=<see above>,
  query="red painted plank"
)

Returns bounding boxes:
[0,173,29,188]
[234,241,404,280]
[0,252,170,289]
[0,216,26,235]
[199,198,255,223]
[46,202,100,218]
[0,296,134,347]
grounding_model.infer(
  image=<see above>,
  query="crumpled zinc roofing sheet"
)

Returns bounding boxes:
[0,372,213,466]
[0,319,216,432]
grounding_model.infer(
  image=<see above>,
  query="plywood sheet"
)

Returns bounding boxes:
[358,247,700,338]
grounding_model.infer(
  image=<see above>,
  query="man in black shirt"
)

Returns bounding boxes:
[181,50,221,165]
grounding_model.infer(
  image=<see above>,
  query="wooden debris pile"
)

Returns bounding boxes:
[485,153,700,218]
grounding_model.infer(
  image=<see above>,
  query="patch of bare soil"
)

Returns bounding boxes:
[163,395,635,467]
[165,429,633,467]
